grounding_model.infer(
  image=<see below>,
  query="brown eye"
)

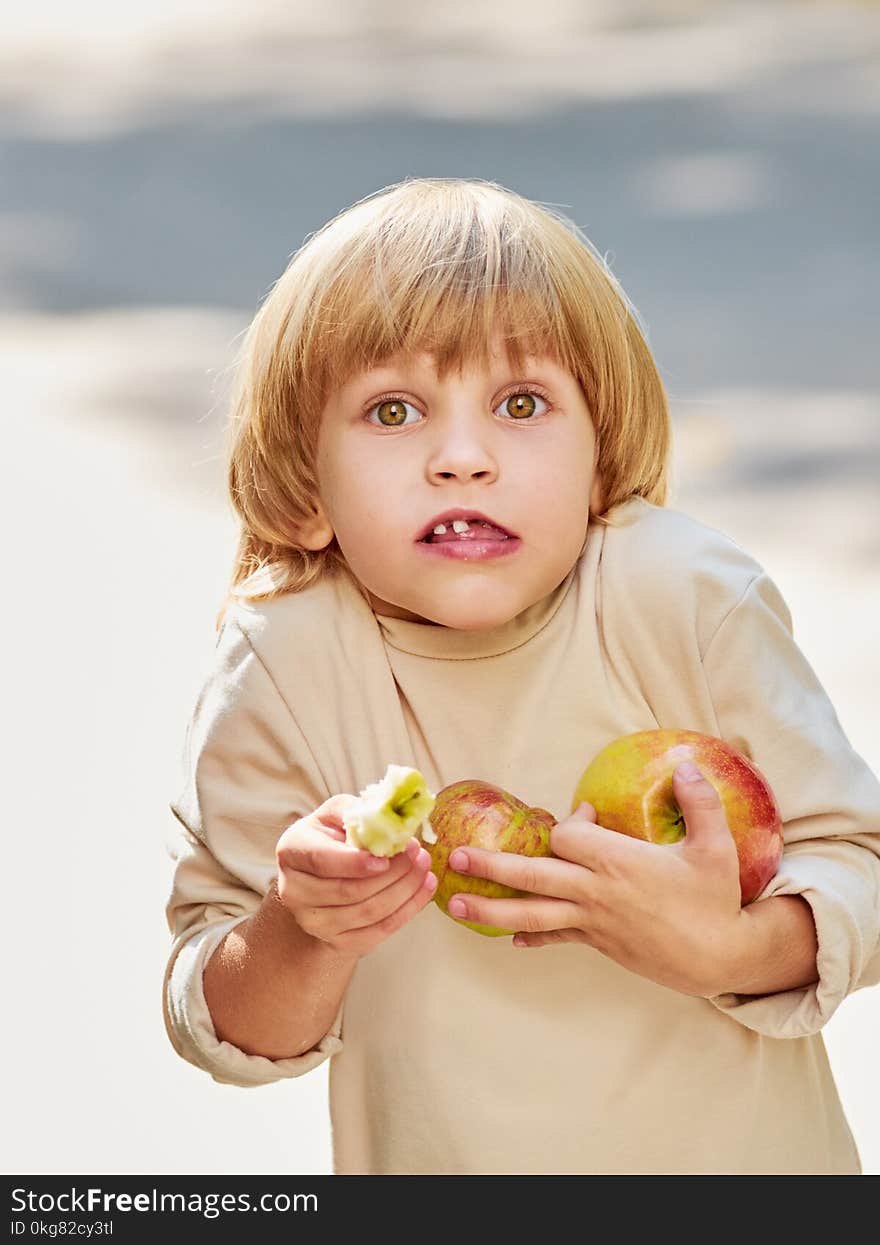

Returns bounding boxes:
[375,399,410,427]
[504,392,538,420]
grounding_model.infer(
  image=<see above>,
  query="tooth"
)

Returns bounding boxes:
[451,519,470,533]
[432,523,448,534]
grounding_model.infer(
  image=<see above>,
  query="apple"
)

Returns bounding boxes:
[570,729,783,904]
[343,764,437,857]
[426,780,557,936]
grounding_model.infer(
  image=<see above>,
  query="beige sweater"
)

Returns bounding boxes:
[164,497,880,1174]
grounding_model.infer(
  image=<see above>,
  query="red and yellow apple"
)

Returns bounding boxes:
[426,780,557,936]
[571,729,783,904]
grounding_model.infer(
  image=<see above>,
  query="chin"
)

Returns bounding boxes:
[369,588,515,630]
[420,595,524,631]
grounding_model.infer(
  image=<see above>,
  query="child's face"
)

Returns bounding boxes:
[310,334,602,629]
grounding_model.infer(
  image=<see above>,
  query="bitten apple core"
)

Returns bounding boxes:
[343,764,437,857]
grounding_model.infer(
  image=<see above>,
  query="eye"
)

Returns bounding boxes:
[362,384,552,429]
[494,387,551,421]
[365,396,421,428]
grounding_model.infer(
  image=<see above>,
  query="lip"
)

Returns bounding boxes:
[415,508,518,542]
[416,537,522,562]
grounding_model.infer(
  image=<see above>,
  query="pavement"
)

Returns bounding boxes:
[2,1,879,1175]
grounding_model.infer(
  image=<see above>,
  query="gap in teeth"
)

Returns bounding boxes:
[432,519,492,535]
[425,518,510,541]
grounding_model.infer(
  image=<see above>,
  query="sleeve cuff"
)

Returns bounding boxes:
[708,849,880,1039]
[164,916,344,1086]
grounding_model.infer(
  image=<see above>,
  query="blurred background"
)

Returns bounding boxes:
[3,0,878,1174]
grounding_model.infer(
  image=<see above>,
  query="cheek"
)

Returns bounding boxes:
[321,446,403,548]
[319,435,376,512]
[535,442,595,510]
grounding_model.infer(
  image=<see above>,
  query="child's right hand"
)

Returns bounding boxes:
[275,794,438,956]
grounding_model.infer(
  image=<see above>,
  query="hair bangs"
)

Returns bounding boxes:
[297,184,582,403]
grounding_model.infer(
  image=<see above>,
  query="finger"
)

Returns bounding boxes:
[332,868,439,956]
[549,809,639,870]
[313,852,436,939]
[447,845,589,902]
[359,866,438,937]
[341,849,434,931]
[314,793,361,828]
[278,824,421,880]
[286,842,425,906]
[278,833,391,879]
[446,892,579,935]
[512,929,581,948]
[672,763,732,848]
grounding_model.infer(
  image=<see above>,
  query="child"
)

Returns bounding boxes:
[164,177,880,1175]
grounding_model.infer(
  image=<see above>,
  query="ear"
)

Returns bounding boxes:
[296,500,335,550]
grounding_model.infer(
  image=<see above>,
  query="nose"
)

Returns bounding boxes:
[425,410,499,483]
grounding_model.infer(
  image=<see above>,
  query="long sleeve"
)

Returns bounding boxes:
[163,614,343,1086]
[700,572,880,1037]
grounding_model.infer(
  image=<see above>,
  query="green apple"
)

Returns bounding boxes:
[571,729,783,904]
[343,764,437,857]
[426,780,557,936]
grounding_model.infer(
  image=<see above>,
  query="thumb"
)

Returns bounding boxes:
[315,792,360,832]
[672,762,728,844]
[573,801,596,822]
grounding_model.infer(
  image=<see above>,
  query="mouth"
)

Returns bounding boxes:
[416,510,517,544]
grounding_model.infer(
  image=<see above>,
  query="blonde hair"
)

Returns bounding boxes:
[219,176,671,629]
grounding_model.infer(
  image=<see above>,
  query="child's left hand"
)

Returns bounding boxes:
[445,764,748,997]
